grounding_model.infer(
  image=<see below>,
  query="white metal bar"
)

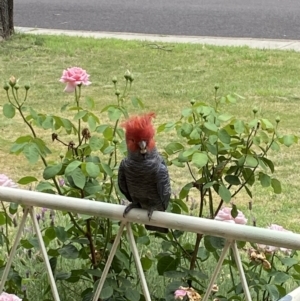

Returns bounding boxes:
[202,240,232,301]
[0,207,30,293]
[279,286,300,301]
[0,187,299,250]
[126,223,151,301]
[231,241,252,301]
[29,207,60,301]
[92,222,126,301]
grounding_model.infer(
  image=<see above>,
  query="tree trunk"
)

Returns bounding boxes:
[0,0,14,40]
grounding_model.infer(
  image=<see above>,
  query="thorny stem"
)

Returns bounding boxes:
[86,219,97,269]
[10,88,62,195]
[262,252,276,300]
[75,86,82,145]
[188,184,205,285]
[1,201,10,254]
[187,162,197,182]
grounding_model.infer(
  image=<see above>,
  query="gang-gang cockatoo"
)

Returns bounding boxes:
[118,112,171,233]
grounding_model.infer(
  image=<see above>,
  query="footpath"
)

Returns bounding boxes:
[16,27,300,52]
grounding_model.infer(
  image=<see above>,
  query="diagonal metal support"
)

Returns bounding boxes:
[29,206,60,301]
[231,240,252,301]
[0,207,30,293]
[92,222,126,301]
[126,223,151,301]
[202,240,232,301]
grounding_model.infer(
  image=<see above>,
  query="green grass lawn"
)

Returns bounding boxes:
[1,33,300,233]
[1,33,300,301]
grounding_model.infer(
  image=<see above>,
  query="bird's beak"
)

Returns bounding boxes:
[138,141,147,154]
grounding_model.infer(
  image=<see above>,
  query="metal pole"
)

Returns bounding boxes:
[126,223,151,301]
[29,207,60,301]
[231,241,252,301]
[0,207,30,293]
[202,240,231,301]
[92,222,126,301]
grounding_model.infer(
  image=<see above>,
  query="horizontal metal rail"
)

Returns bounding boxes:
[0,186,299,249]
[1,186,300,300]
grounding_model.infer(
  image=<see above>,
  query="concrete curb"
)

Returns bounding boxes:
[15,27,300,51]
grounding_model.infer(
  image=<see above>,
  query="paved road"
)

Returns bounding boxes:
[14,0,300,40]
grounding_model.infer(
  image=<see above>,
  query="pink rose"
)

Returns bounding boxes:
[59,67,91,93]
[174,289,187,300]
[0,174,18,188]
[257,224,292,254]
[215,207,247,225]
[0,292,22,301]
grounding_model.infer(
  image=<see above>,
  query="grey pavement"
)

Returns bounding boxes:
[15,0,300,40]
[16,27,300,52]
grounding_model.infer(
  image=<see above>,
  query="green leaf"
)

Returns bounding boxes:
[0,212,6,225]
[45,228,56,240]
[164,271,187,279]
[86,115,96,131]
[125,289,140,301]
[245,155,258,167]
[244,185,252,198]
[85,96,95,110]
[181,108,192,117]
[218,114,233,122]
[259,172,271,187]
[224,175,241,185]
[209,236,226,249]
[218,129,231,144]
[261,118,274,131]
[9,203,19,214]
[85,162,100,178]
[36,181,55,192]
[165,142,184,155]
[56,272,71,281]
[3,103,15,118]
[60,102,69,112]
[157,256,179,276]
[43,163,62,180]
[55,226,68,242]
[89,136,104,151]
[192,152,208,168]
[204,122,218,132]
[131,96,144,109]
[65,160,82,175]
[74,110,87,120]
[260,157,275,173]
[17,176,38,185]
[23,143,40,164]
[42,116,53,129]
[58,245,79,259]
[271,178,281,194]
[270,140,280,151]
[280,257,298,267]
[140,256,152,271]
[282,134,297,147]
[218,185,231,203]
[101,163,113,177]
[100,286,113,299]
[108,107,122,121]
[179,183,193,199]
[71,168,86,189]
[273,272,290,284]
[265,284,279,301]
[234,120,245,134]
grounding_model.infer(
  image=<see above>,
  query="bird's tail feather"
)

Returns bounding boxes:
[145,224,168,233]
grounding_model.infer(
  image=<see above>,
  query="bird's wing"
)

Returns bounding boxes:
[157,158,171,210]
[118,159,133,203]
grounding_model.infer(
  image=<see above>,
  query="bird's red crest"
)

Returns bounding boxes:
[122,112,156,151]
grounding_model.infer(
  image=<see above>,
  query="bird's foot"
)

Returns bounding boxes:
[147,209,154,221]
[123,203,141,217]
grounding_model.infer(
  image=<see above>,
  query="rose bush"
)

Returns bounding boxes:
[1,68,298,300]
